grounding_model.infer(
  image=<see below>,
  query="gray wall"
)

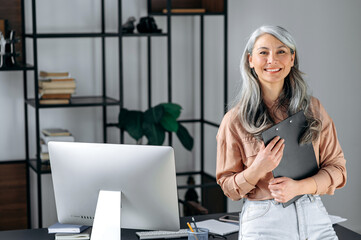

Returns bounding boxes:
[0,0,360,233]
[224,0,361,234]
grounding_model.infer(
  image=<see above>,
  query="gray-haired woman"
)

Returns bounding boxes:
[216,26,346,239]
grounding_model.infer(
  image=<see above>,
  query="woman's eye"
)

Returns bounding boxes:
[259,51,267,55]
[278,50,286,54]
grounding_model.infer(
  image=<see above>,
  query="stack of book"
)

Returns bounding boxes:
[40,128,75,163]
[48,222,91,240]
[39,71,76,104]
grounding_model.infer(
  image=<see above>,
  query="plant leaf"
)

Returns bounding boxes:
[118,108,129,128]
[144,104,164,123]
[124,110,144,141]
[161,103,182,119]
[142,121,165,145]
[176,123,194,151]
[160,112,179,132]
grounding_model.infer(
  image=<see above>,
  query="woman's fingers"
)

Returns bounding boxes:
[274,143,285,160]
[265,136,281,151]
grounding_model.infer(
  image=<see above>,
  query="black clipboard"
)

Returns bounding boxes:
[261,111,318,207]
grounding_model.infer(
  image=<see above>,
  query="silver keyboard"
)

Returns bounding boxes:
[136,229,188,239]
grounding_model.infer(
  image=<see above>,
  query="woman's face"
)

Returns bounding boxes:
[248,33,295,88]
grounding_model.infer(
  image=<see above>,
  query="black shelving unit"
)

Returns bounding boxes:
[23,0,228,228]
[22,0,125,228]
[114,0,229,214]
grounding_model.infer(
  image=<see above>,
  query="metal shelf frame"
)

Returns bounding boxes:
[22,0,228,228]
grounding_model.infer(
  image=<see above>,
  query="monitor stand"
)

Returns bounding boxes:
[91,190,121,240]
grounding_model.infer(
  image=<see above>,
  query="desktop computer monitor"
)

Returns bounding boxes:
[48,142,180,233]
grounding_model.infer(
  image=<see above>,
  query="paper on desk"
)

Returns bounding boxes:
[329,215,347,225]
[55,228,91,239]
[196,219,238,236]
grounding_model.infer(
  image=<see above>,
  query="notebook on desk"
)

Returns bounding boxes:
[196,219,238,236]
[261,111,319,207]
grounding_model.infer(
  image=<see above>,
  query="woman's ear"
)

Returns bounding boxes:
[248,53,254,68]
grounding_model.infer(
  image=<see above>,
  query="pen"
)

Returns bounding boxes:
[191,217,199,232]
[187,222,199,240]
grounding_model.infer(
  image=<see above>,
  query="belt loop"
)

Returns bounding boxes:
[307,194,315,202]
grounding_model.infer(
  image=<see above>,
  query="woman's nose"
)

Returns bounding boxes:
[267,52,278,64]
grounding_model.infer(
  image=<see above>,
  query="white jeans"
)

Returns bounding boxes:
[239,195,338,240]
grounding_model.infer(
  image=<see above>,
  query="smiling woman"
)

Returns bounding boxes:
[216,26,346,240]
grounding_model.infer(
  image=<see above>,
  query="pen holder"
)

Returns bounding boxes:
[187,228,209,240]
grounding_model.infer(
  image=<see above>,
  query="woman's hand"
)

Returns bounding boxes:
[243,136,285,186]
[252,136,285,176]
[268,177,299,203]
[268,177,317,202]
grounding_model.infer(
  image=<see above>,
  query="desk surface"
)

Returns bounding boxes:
[1,213,360,240]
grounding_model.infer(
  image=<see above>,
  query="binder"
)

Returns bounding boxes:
[261,111,318,207]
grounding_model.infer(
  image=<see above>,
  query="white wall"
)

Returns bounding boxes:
[0,0,360,234]
[224,0,361,234]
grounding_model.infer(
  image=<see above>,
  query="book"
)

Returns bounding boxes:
[40,152,49,161]
[39,80,76,89]
[261,111,318,207]
[41,93,72,99]
[40,71,70,78]
[55,228,91,240]
[42,128,71,136]
[39,99,70,104]
[41,133,75,144]
[39,88,75,94]
[48,222,90,234]
[162,8,206,13]
[195,219,238,236]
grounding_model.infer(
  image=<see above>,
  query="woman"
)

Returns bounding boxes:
[216,26,346,239]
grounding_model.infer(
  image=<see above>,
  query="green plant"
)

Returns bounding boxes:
[118,103,194,151]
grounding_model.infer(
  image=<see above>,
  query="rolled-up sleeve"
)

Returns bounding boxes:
[311,101,347,195]
[216,112,256,201]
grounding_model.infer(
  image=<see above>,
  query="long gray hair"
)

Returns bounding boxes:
[234,26,321,143]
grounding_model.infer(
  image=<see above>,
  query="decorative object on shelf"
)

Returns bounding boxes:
[183,176,209,216]
[0,32,5,67]
[0,30,20,68]
[118,103,193,151]
[136,16,162,33]
[122,16,136,33]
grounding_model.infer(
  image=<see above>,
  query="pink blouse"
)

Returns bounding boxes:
[216,97,347,201]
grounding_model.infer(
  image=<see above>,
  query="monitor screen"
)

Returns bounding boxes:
[49,142,180,231]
